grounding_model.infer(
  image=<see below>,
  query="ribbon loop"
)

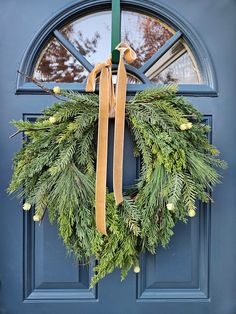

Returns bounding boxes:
[85,59,112,93]
[116,42,137,64]
[85,43,136,234]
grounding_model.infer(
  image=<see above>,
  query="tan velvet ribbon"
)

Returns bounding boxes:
[85,43,136,235]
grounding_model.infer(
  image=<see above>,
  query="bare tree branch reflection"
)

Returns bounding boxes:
[122,14,173,68]
[34,24,100,82]
[33,11,199,85]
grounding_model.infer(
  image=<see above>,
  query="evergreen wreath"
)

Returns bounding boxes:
[8,85,226,287]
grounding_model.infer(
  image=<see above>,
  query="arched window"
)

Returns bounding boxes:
[17,1,217,96]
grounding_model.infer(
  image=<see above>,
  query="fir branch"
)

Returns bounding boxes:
[8,86,226,287]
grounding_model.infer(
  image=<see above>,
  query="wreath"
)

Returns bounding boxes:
[8,85,226,287]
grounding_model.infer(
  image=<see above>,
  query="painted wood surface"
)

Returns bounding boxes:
[0,1,236,313]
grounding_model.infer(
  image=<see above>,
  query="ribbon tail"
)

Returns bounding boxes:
[113,56,127,205]
[95,67,110,235]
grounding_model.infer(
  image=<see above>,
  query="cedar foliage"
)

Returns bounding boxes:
[8,86,226,287]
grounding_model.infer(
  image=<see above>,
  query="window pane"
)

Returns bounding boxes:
[127,73,142,84]
[150,52,200,84]
[60,11,111,66]
[33,38,88,82]
[112,73,142,84]
[60,10,174,69]
[121,11,174,68]
[32,9,201,85]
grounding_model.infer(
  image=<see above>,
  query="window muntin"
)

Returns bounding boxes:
[34,39,89,82]
[33,9,202,85]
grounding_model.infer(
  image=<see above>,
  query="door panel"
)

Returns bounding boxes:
[138,203,209,300]
[24,212,97,301]
[1,1,236,314]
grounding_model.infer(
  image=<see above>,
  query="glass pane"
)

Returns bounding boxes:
[121,11,174,68]
[33,9,201,85]
[112,73,142,84]
[33,38,88,82]
[150,52,200,84]
[60,11,111,66]
[127,73,142,84]
[60,10,174,69]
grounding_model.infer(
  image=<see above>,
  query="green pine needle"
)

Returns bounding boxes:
[8,86,226,287]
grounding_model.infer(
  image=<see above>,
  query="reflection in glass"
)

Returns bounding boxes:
[112,73,141,84]
[33,10,201,85]
[34,38,88,82]
[60,11,111,65]
[60,10,174,69]
[126,73,141,84]
[150,52,200,84]
[121,11,174,68]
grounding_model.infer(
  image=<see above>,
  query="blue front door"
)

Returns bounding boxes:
[1,1,236,313]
